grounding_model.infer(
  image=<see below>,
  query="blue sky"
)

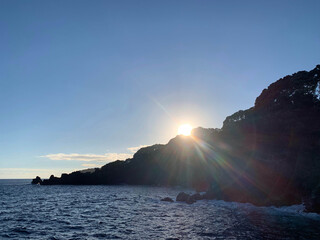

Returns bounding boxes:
[0,0,319,178]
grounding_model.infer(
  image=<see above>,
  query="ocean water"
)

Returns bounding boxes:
[0,180,320,239]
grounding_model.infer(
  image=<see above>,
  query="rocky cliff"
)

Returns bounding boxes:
[32,65,320,212]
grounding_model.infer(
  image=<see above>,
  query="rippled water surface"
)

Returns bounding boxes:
[1,179,320,239]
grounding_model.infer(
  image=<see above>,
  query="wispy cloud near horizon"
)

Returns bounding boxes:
[39,146,149,169]
[127,145,149,153]
[40,153,132,162]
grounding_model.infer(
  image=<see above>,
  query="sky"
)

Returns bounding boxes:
[0,0,319,178]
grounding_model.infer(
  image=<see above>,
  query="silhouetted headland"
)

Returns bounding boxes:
[33,65,320,213]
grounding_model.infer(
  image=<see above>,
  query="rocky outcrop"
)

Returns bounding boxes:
[191,193,202,201]
[31,176,42,185]
[186,195,197,204]
[161,197,174,202]
[175,192,203,204]
[33,65,320,212]
[202,190,215,200]
[176,192,190,202]
[304,185,320,213]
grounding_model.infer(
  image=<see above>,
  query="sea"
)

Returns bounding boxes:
[0,179,320,240]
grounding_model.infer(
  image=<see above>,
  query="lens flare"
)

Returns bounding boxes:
[178,124,192,136]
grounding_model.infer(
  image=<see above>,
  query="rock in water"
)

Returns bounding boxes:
[186,195,197,204]
[304,185,320,213]
[175,193,202,204]
[202,190,215,200]
[191,193,202,201]
[31,176,42,185]
[176,192,190,202]
[161,197,174,202]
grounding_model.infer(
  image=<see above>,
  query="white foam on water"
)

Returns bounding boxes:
[314,81,320,100]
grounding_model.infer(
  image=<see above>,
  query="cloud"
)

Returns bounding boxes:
[40,153,132,162]
[127,145,149,153]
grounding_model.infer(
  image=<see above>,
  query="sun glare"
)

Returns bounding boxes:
[178,124,193,136]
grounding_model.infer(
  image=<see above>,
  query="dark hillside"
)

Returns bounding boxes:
[33,65,320,211]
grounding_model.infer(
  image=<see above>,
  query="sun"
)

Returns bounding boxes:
[178,124,193,136]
